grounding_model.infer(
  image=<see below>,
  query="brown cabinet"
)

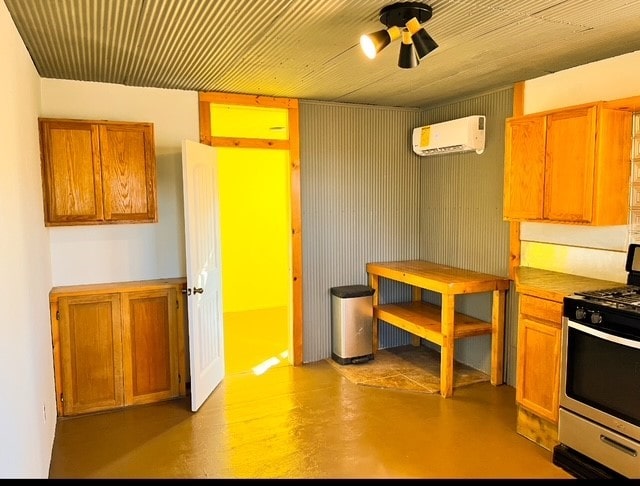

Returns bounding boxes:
[50,279,186,416]
[57,293,124,416]
[516,294,562,420]
[504,103,631,225]
[39,118,157,226]
[515,293,563,451]
[121,288,181,407]
[514,267,626,451]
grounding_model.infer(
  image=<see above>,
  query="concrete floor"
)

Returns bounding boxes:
[48,359,574,479]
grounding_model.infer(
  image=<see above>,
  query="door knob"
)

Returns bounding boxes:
[193,287,204,294]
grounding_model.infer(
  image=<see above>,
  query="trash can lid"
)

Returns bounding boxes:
[330,285,375,298]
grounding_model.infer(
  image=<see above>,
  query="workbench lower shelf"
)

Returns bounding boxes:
[375,302,493,346]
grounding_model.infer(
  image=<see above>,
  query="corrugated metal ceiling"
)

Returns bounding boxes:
[5,0,640,108]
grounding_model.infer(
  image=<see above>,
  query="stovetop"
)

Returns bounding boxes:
[563,244,640,331]
[574,285,640,309]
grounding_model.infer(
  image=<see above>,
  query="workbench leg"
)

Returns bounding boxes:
[440,293,455,398]
[368,273,379,354]
[410,286,422,347]
[491,289,506,386]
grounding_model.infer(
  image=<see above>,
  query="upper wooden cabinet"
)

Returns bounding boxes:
[39,118,157,226]
[504,103,632,225]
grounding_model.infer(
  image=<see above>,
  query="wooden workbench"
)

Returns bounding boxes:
[366,260,510,398]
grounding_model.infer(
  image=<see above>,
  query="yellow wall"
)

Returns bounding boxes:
[217,147,291,313]
[210,103,292,313]
[210,104,289,140]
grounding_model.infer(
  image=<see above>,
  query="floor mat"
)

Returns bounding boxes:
[327,344,489,394]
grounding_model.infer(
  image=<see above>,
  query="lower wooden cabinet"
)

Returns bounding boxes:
[515,293,563,450]
[57,292,124,415]
[50,279,187,416]
[121,289,181,407]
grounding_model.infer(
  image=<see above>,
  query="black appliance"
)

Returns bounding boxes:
[553,244,640,479]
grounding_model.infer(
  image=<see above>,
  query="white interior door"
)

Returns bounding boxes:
[181,139,224,412]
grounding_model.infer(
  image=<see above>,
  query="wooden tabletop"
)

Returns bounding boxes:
[366,260,510,295]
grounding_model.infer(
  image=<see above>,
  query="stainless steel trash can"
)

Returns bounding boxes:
[330,285,375,365]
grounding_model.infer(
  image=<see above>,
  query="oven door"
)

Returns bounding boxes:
[560,317,640,443]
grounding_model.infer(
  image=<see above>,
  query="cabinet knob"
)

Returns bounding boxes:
[193,287,204,294]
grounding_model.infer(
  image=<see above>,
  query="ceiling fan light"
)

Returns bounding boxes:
[406,17,438,59]
[360,26,401,59]
[398,30,419,69]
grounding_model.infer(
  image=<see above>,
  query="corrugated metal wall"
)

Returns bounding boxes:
[416,87,516,384]
[299,88,518,386]
[299,101,421,363]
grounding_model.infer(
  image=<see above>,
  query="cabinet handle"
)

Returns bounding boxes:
[182,288,192,296]
[193,287,204,294]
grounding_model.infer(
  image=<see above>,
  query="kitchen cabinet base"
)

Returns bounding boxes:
[50,278,187,416]
[517,405,558,451]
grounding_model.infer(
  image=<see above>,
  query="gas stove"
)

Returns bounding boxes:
[556,244,640,480]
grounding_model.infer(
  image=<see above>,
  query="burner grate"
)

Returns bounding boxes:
[575,285,640,307]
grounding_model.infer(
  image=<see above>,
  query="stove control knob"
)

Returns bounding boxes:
[575,308,587,320]
[591,312,603,325]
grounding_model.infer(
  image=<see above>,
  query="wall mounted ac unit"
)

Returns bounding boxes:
[412,115,486,156]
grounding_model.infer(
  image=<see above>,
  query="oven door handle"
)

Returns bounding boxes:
[568,320,640,350]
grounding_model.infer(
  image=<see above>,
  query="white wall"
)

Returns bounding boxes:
[0,3,56,478]
[40,80,199,286]
[520,50,640,282]
[0,9,199,474]
[524,50,640,114]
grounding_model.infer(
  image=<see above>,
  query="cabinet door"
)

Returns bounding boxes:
[591,108,632,225]
[504,116,546,220]
[58,294,123,416]
[99,123,157,223]
[121,288,179,406]
[516,315,561,422]
[544,106,597,223]
[39,119,103,225]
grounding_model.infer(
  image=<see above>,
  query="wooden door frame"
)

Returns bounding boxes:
[508,82,524,280]
[198,92,303,366]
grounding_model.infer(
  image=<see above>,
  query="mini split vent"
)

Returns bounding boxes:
[412,115,486,156]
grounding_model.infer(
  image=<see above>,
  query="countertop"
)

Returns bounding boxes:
[514,266,623,303]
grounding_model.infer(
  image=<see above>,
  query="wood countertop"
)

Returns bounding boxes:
[514,266,623,303]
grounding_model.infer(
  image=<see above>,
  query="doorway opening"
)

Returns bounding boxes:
[198,92,303,372]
